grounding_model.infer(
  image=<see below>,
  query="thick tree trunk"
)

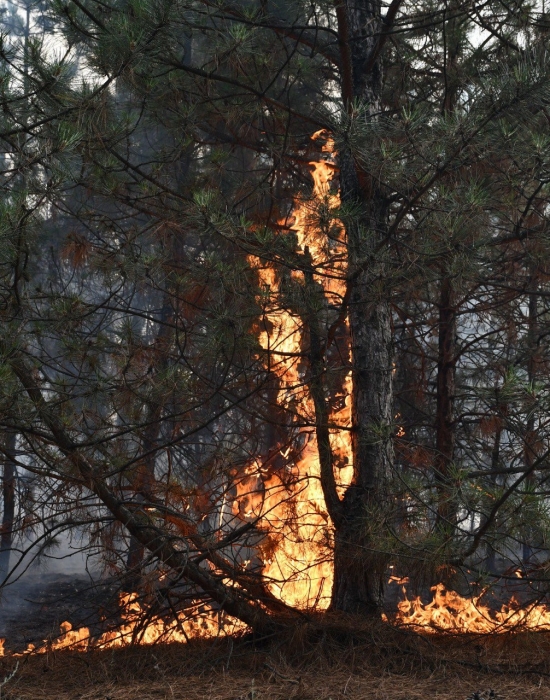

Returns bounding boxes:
[328,0,395,615]
[0,431,16,583]
[331,293,393,613]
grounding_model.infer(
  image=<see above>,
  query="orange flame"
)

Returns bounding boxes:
[241,130,352,609]
[391,582,550,634]
[3,131,550,651]
[0,131,348,657]
[1,593,245,654]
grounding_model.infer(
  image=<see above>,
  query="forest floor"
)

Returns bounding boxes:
[1,627,550,700]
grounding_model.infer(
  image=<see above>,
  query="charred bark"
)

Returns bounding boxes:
[331,290,393,614]
[303,249,344,528]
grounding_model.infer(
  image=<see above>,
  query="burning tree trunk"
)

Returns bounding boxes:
[326,0,395,615]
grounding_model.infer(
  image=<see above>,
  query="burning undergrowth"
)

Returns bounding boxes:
[4,571,550,658]
[0,573,244,655]
[385,573,550,635]
[3,571,550,699]
[2,623,550,700]
[0,573,120,653]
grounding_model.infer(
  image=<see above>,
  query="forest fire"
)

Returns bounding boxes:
[0,133,546,657]
[0,134,351,656]
[235,131,550,636]
[3,6,550,700]
[6,581,550,655]
[5,581,550,655]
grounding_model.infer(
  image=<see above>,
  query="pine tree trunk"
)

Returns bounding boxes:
[329,0,394,615]
[331,281,393,613]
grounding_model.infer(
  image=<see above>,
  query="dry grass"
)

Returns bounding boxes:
[2,623,550,699]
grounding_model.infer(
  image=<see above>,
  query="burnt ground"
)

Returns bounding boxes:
[1,628,550,699]
[0,573,120,652]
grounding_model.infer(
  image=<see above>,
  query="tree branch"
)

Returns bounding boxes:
[8,352,280,635]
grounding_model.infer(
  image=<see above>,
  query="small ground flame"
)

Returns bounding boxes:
[392,582,550,634]
[0,594,245,654]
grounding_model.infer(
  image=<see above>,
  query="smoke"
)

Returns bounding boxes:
[0,530,105,651]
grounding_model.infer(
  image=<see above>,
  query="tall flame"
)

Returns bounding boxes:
[0,132,349,657]
[0,134,350,656]
[5,133,550,656]
[240,131,353,609]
